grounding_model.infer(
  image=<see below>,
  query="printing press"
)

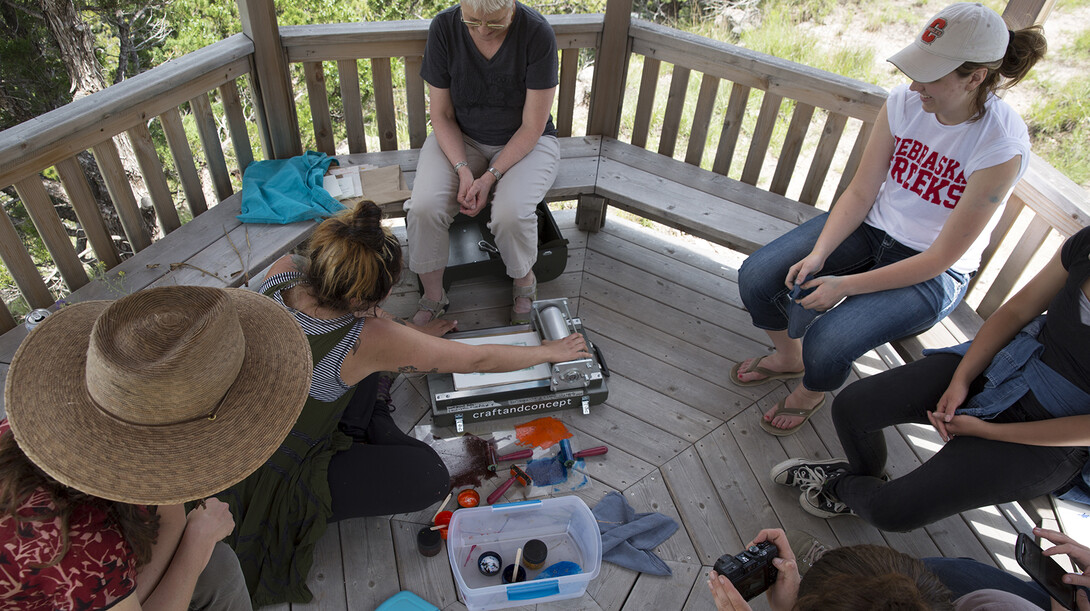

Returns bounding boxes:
[426,298,609,431]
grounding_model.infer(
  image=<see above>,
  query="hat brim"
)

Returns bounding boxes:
[5,289,312,505]
[888,42,962,84]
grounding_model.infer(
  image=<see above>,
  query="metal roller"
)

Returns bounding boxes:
[538,305,571,340]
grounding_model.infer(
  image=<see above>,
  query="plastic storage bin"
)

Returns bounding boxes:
[447,496,602,611]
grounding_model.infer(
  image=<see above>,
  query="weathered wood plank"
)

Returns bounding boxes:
[304,61,337,156]
[625,470,700,564]
[769,102,814,196]
[798,111,848,206]
[695,423,780,546]
[559,402,688,468]
[338,60,367,155]
[970,197,1025,296]
[372,58,399,151]
[54,157,121,269]
[712,83,749,177]
[977,214,1051,318]
[661,449,742,566]
[0,207,53,308]
[127,121,181,234]
[557,48,579,138]
[586,0,631,138]
[391,519,460,609]
[685,74,719,167]
[294,523,347,610]
[91,138,152,252]
[340,517,401,610]
[600,372,720,444]
[13,176,88,291]
[620,561,702,611]
[833,120,871,206]
[630,57,661,150]
[740,92,783,187]
[189,93,233,201]
[220,80,254,172]
[405,57,427,149]
[160,107,208,216]
[657,66,690,158]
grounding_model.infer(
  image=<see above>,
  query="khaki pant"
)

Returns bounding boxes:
[404,133,560,279]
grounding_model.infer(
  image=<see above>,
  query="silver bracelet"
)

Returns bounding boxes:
[453,161,468,172]
[487,166,503,181]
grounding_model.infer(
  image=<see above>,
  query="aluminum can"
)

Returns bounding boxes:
[24,308,51,331]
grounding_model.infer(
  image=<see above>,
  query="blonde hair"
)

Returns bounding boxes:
[303,200,402,312]
[461,0,514,16]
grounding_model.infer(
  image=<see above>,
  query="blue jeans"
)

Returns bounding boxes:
[922,557,1050,609]
[737,214,971,392]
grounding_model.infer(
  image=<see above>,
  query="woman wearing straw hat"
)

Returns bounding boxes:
[733,3,1047,437]
[0,285,313,610]
[219,199,590,606]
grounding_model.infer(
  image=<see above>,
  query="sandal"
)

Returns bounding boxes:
[414,291,449,324]
[729,355,805,387]
[758,394,826,437]
[510,277,537,325]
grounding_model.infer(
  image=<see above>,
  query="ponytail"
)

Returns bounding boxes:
[957,24,1047,121]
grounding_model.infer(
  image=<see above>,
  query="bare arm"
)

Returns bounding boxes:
[942,414,1090,447]
[339,317,590,385]
[134,499,237,611]
[133,505,185,603]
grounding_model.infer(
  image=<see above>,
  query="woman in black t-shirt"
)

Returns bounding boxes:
[771,226,1090,531]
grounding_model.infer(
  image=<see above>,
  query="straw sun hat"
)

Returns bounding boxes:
[4,285,312,506]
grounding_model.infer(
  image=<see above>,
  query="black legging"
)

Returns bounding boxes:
[826,353,1086,532]
[327,373,450,522]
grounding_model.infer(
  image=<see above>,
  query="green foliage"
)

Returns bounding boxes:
[1025,76,1090,185]
[0,1,71,128]
[1067,28,1090,60]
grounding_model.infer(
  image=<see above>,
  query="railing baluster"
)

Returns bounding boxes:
[684,74,719,167]
[189,93,234,202]
[712,83,749,177]
[160,107,208,216]
[220,80,255,171]
[91,139,152,252]
[54,158,121,269]
[977,214,1051,318]
[0,209,53,308]
[557,48,579,138]
[970,197,1024,296]
[127,122,181,234]
[770,102,815,196]
[631,57,660,149]
[0,303,15,333]
[833,121,872,206]
[798,111,847,205]
[13,176,89,291]
[658,66,690,158]
[339,59,368,154]
[741,92,783,186]
[304,61,336,155]
[405,57,427,149]
[371,58,398,151]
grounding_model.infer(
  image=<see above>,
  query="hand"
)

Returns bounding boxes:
[795,275,851,312]
[785,253,826,291]
[455,165,474,208]
[709,570,753,611]
[542,333,592,362]
[184,498,235,545]
[460,175,495,217]
[408,317,458,337]
[927,412,989,442]
[931,381,970,441]
[749,529,802,611]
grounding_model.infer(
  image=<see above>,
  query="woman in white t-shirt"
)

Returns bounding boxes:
[732,3,1047,437]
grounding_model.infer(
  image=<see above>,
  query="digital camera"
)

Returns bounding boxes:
[712,541,779,601]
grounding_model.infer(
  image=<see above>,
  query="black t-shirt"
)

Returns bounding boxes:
[1038,226,1090,396]
[421,2,558,145]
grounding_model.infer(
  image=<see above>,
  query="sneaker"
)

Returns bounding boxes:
[786,530,829,576]
[800,489,854,519]
[770,458,850,493]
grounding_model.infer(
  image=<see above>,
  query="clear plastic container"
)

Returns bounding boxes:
[446,496,602,611]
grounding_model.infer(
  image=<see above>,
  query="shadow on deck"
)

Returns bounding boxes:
[275,207,1035,611]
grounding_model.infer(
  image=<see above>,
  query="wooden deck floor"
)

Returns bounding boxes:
[268,208,1034,611]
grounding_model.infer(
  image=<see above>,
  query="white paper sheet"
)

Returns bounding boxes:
[451,331,550,390]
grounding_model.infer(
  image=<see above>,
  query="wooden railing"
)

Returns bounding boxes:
[0,1,1087,337]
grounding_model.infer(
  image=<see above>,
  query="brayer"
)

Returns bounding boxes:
[486,465,532,505]
[558,439,609,468]
[487,446,534,471]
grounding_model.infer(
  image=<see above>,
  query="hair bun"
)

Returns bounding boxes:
[343,200,384,250]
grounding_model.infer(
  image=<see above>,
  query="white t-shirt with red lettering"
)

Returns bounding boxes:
[864,84,1030,274]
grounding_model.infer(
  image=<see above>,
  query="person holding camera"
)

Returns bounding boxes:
[709,529,962,610]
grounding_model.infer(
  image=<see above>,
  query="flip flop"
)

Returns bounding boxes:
[729,355,805,387]
[759,394,826,437]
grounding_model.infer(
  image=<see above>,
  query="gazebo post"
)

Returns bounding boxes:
[236,0,302,160]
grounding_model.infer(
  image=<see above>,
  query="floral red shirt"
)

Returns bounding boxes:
[0,421,137,610]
